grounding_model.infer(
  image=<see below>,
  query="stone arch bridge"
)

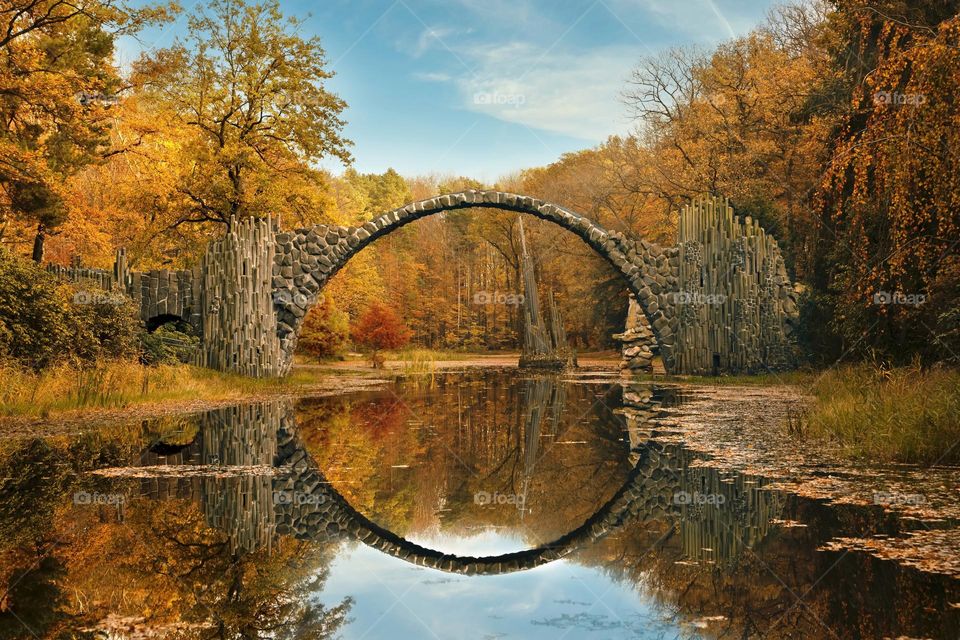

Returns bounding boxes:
[52,191,800,376]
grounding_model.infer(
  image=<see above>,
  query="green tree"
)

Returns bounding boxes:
[344,168,411,219]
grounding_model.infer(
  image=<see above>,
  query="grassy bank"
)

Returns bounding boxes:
[623,363,959,465]
[0,360,326,419]
[803,365,960,466]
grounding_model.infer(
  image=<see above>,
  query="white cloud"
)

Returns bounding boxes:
[399,0,773,142]
[413,26,458,57]
[451,42,639,141]
[415,71,453,82]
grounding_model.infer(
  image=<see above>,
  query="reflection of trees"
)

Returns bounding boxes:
[0,434,135,636]
[298,370,634,544]
[124,498,351,640]
[0,405,352,639]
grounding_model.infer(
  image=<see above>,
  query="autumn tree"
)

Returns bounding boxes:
[132,0,351,228]
[0,0,169,261]
[298,296,350,361]
[623,22,824,274]
[811,0,960,363]
[350,302,411,367]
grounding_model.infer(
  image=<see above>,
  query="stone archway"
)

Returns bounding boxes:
[49,192,800,377]
[272,190,677,374]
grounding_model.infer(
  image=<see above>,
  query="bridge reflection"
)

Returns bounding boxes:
[134,378,785,573]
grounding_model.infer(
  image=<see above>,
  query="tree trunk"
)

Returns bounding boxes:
[31,223,45,263]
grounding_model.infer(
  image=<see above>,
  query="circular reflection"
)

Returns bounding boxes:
[291,371,635,554]
[270,374,700,575]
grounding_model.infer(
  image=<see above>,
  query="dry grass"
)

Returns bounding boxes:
[387,348,473,362]
[804,365,960,465]
[0,360,315,418]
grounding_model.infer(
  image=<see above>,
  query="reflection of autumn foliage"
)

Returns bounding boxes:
[0,435,352,638]
[301,372,633,544]
[352,397,409,439]
[50,498,350,638]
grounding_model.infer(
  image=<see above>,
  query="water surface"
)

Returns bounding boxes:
[0,369,957,639]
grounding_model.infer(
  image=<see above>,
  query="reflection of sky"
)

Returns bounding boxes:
[316,534,683,639]
[406,529,532,556]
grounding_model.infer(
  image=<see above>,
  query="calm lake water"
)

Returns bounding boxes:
[0,369,957,639]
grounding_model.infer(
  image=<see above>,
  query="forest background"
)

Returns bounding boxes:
[1,0,957,366]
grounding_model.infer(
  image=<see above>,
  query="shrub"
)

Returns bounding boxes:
[0,249,141,369]
[69,294,142,362]
[0,250,75,369]
[140,322,200,365]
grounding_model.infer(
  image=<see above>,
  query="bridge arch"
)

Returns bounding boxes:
[272,190,678,373]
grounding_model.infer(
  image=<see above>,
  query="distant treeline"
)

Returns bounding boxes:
[0,0,956,363]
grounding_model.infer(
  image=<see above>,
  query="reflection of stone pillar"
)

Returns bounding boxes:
[200,401,286,554]
[617,383,665,467]
[676,466,785,566]
[204,476,276,555]
[617,382,787,566]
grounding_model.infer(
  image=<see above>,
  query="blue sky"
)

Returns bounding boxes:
[316,534,689,639]
[118,0,779,181]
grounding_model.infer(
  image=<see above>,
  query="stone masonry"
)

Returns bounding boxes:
[50,190,800,377]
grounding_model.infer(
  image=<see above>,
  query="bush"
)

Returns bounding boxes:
[0,249,141,370]
[140,322,200,365]
[69,294,143,363]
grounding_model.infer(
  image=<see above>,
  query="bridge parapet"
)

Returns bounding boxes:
[47,248,203,333]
